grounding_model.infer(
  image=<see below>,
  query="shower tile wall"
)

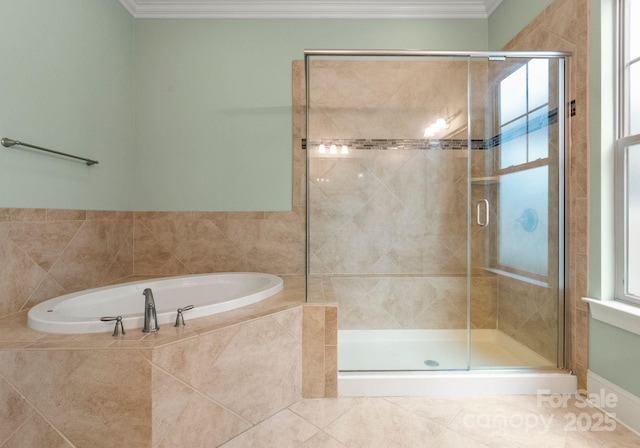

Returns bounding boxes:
[308,149,497,330]
[502,0,590,383]
[304,60,498,331]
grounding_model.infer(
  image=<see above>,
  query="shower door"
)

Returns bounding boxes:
[306,53,472,371]
[468,55,566,370]
[305,51,567,373]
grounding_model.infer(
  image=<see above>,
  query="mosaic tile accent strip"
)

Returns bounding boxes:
[303,138,486,151]
[303,108,559,152]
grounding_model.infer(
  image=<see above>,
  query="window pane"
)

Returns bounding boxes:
[498,166,549,275]
[528,106,549,161]
[528,59,549,110]
[627,144,640,296]
[500,65,527,124]
[629,62,640,136]
[630,0,640,61]
[500,118,527,168]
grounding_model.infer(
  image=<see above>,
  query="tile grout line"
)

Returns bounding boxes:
[0,370,78,448]
[135,218,193,276]
[143,351,251,428]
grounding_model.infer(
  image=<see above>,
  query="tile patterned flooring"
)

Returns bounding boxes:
[220,395,640,447]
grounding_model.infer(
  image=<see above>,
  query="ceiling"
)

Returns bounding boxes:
[118,0,505,19]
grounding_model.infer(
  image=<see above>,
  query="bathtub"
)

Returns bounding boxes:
[27,272,283,334]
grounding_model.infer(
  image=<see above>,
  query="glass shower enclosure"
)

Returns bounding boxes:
[305,51,569,374]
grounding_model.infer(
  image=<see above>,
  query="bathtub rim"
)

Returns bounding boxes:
[27,272,284,334]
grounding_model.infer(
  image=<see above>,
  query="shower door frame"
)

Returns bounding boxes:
[304,50,572,373]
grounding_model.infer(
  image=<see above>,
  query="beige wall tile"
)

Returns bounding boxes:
[153,316,302,425]
[47,222,119,292]
[0,236,47,316]
[5,221,82,271]
[272,306,303,344]
[303,306,325,365]
[0,208,46,222]
[0,376,35,442]
[303,350,326,399]
[0,208,136,319]
[2,413,72,448]
[133,220,190,276]
[46,209,86,221]
[0,349,152,448]
[325,306,337,345]
[153,366,251,447]
[324,344,338,398]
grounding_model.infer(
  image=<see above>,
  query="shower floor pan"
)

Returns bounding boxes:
[338,329,576,396]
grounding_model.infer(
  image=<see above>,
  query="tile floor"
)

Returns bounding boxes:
[220,395,640,447]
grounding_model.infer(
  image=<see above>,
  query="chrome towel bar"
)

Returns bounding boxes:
[1,137,99,166]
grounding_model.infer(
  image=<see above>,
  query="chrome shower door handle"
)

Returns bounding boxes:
[476,199,490,227]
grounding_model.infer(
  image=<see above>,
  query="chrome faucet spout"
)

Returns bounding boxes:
[142,288,159,333]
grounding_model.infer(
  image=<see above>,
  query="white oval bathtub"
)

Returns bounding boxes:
[27,272,283,334]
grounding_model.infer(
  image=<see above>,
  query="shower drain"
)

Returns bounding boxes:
[424,359,440,367]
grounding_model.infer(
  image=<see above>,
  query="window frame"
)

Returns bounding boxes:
[615,0,640,305]
[497,60,551,170]
[493,58,555,282]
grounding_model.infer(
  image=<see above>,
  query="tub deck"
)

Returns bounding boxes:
[0,274,339,447]
[0,274,307,350]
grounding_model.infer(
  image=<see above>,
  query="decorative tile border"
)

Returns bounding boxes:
[303,138,485,151]
[302,107,559,152]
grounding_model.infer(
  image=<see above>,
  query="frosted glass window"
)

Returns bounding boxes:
[500,118,527,167]
[498,167,548,275]
[528,107,549,161]
[627,144,640,296]
[528,59,549,110]
[499,59,550,168]
[500,65,526,124]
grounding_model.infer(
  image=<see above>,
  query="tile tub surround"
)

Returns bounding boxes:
[0,209,134,319]
[0,280,338,447]
[0,208,306,321]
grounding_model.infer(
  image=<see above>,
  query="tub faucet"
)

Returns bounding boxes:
[142,288,159,333]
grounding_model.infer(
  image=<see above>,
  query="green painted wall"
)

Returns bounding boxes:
[587,0,640,399]
[487,0,555,49]
[0,0,136,210]
[589,319,640,397]
[133,19,488,211]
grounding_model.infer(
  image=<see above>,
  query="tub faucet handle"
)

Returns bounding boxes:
[142,288,159,333]
[100,316,125,337]
[175,305,194,327]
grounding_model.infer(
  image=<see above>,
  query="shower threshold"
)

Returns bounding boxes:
[338,329,576,396]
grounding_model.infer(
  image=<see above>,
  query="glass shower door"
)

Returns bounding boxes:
[468,55,565,370]
[306,53,471,371]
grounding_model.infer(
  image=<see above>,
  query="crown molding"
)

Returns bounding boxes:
[118,0,504,19]
[483,0,504,16]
